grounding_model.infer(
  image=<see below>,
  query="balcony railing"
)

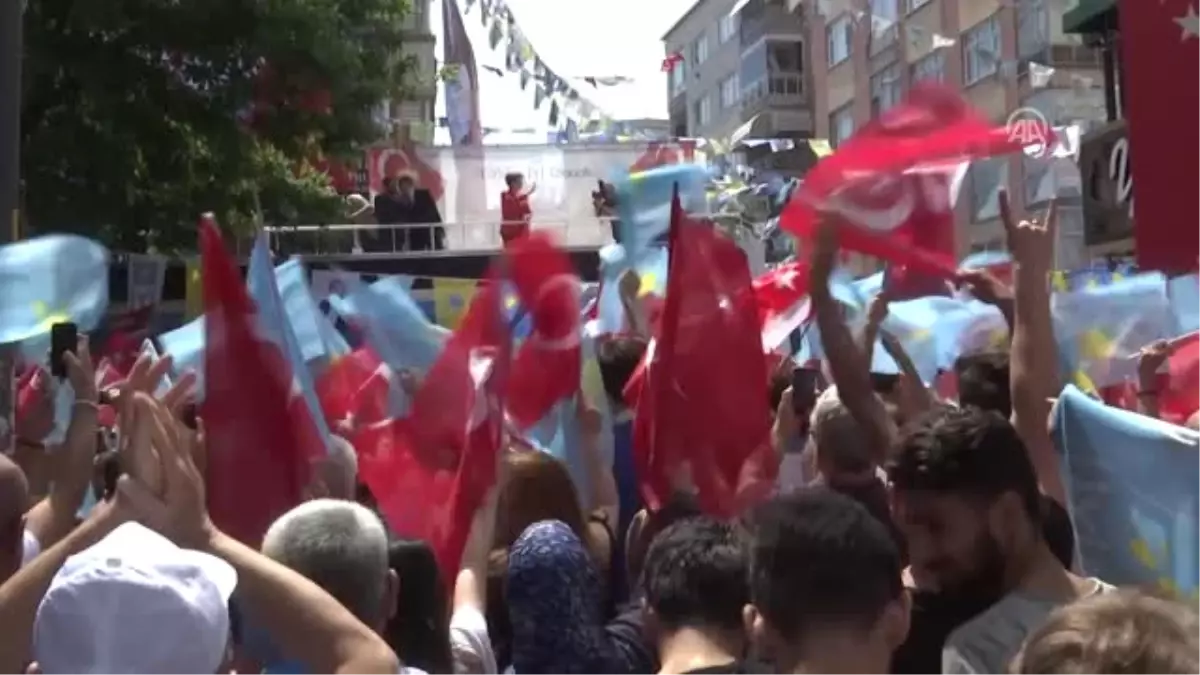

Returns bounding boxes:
[255,218,621,257]
[741,72,805,110]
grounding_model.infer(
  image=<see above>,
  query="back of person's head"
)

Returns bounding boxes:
[506,520,616,673]
[641,516,749,636]
[324,435,359,500]
[809,386,877,476]
[262,498,394,629]
[954,351,1012,417]
[383,538,453,675]
[494,451,588,549]
[487,452,589,669]
[504,171,523,189]
[597,335,648,409]
[1010,589,1199,674]
[32,522,237,674]
[745,488,907,668]
[625,491,703,589]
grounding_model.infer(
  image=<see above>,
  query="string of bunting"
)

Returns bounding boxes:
[458,0,626,131]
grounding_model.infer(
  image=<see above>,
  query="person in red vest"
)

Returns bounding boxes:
[500,171,536,247]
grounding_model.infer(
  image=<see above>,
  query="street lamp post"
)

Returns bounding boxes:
[0,0,23,453]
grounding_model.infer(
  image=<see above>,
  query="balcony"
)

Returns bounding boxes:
[741,72,806,116]
[738,0,804,47]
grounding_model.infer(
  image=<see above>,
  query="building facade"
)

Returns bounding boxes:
[796,0,1109,268]
[390,0,438,144]
[1062,0,1132,263]
[663,0,814,150]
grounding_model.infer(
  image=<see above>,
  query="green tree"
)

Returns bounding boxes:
[20,0,421,252]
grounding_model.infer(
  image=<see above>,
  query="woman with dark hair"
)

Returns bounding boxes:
[384,539,454,675]
[485,402,620,671]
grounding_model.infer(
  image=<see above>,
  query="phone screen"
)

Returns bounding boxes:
[791,367,820,415]
[50,322,78,379]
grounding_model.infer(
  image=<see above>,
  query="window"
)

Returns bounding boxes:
[1017,0,1048,60]
[692,34,710,67]
[719,13,739,44]
[869,63,903,117]
[969,239,1005,254]
[906,0,931,12]
[868,0,899,53]
[1023,154,1056,206]
[720,74,740,108]
[963,16,1001,85]
[693,95,712,127]
[826,15,852,67]
[970,157,1008,221]
[910,50,945,84]
[830,105,855,146]
[670,57,688,94]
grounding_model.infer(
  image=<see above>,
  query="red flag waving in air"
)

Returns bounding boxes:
[632,195,772,518]
[782,85,1024,276]
[1120,0,1199,275]
[315,347,395,435]
[505,232,582,428]
[355,278,512,580]
[753,260,811,352]
[198,216,324,546]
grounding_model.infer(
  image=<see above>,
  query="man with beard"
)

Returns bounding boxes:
[887,406,1112,674]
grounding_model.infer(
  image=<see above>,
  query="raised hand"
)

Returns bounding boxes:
[999,189,1058,273]
[116,393,214,549]
[956,268,1013,306]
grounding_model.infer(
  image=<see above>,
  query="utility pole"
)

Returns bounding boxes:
[0,0,23,454]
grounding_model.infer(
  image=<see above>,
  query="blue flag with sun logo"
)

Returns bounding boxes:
[1052,385,1200,599]
[0,236,110,364]
[614,163,707,262]
[1052,271,1175,391]
[595,243,668,335]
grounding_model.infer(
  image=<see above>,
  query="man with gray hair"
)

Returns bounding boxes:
[261,498,397,632]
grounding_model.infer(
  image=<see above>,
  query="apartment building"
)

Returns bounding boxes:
[796,0,1108,268]
[1062,0,1131,262]
[390,0,438,144]
[663,0,814,165]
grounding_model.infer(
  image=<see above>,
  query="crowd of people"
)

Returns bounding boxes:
[0,189,1196,675]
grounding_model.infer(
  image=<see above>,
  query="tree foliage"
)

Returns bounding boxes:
[20,0,421,252]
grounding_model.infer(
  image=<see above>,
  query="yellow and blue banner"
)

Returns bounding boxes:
[1052,385,1199,599]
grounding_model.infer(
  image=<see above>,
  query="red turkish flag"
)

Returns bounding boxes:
[630,195,772,518]
[782,85,1020,277]
[366,145,445,201]
[355,277,512,581]
[505,233,583,428]
[1120,0,1200,276]
[753,261,811,352]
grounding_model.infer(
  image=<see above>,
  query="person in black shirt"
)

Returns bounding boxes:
[371,174,445,252]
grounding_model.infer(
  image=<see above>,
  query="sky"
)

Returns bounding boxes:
[430,0,696,144]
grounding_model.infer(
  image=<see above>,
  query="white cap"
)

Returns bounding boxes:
[33,522,238,674]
